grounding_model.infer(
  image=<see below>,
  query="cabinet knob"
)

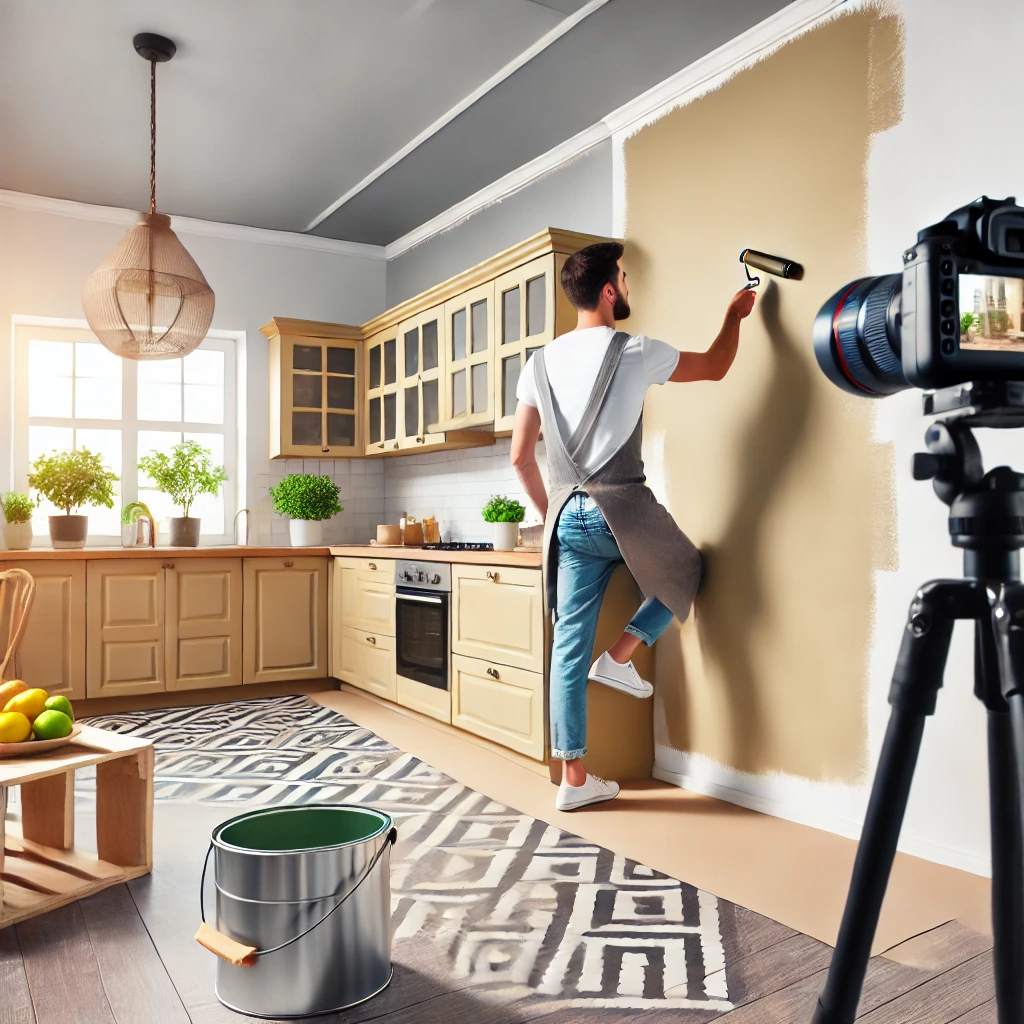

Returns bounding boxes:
[366,636,377,645]
[486,667,499,679]
[162,562,175,569]
[321,447,330,453]
[392,442,399,450]
[416,436,424,444]
[284,560,294,567]
[378,443,385,449]
[368,562,377,570]
[486,570,499,582]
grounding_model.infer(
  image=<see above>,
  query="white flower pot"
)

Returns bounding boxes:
[289,519,323,547]
[4,521,33,551]
[492,521,520,551]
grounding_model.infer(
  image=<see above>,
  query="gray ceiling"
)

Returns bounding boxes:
[0,0,792,246]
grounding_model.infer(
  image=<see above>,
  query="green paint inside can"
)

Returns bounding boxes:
[218,806,388,852]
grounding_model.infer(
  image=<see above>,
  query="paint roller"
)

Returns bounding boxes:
[738,248,803,289]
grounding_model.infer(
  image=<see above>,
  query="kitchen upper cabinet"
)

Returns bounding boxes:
[243,556,329,684]
[397,304,446,451]
[364,325,401,455]
[1,560,85,700]
[442,282,494,430]
[264,319,362,459]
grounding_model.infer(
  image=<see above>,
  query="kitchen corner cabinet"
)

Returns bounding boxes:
[365,325,400,455]
[263,318,362,459]
[1,559,86,700]
[243,556,328,684]
[442,281,495,430]
[397,304,446,451]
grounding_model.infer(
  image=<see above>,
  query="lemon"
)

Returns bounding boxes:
[0,679,28,709]
[0,711,32,743]
[4,688,49,721]
[32,709,73,741]
[44,695,74,722]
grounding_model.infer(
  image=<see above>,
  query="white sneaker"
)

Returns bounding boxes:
[589,651,654,698]
[556,772,620,811]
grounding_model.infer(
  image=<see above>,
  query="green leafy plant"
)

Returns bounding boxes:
[28,448,117,515]
[1,491,37,524]
[270,474,343,521]
[138,440,227,517]
[481,495,526,523]
[960,312,976,335]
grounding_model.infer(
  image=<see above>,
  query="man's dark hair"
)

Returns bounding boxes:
[560,242,624,311]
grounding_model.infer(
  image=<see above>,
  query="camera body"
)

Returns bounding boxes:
[815,196,1024,397]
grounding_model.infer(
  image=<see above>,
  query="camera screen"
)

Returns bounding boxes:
[959,274,1024,351]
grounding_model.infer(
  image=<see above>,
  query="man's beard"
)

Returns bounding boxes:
[612,288,631,320]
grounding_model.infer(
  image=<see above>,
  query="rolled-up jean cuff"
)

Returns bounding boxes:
[624,623,656,646]
[551,746,587,760]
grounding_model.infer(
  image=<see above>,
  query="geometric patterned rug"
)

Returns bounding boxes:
[84,696,735,1018]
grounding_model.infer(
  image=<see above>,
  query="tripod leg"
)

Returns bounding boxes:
[813,582,962,1024]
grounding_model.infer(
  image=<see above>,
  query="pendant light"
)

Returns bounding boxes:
[82,33,214,360]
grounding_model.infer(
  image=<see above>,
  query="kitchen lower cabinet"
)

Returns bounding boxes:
[243,556,329,684]
[1,559,86,699]
[451,654,544,759]
[452,564,544,673]
[338,626,395,701]
[165,558,243,691]
[86,560,167,698]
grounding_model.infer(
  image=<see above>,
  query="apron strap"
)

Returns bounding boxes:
[565,330,631,461]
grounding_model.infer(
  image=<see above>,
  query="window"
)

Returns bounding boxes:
[14,321,238,544]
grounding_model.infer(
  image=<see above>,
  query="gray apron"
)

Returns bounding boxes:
[533,331,703,622]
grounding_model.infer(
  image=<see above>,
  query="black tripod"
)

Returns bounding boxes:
[812,382,1024,1024]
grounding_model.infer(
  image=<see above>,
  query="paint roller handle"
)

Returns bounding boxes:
[739,248,804,286]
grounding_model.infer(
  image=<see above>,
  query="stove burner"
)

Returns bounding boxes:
[421,542,494,551]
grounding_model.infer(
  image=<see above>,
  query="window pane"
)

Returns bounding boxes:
[138,487,177,527]
[404,386,418,438]
[138,430,181,487]
[76,376,121,419]
[422,320,438,371]
[383,393,396,440]
[502,286,520,344]
[326,413,355,447]
[383,339,396,386]
[183,432,224,469]
[404,329,419,377]
[502,354,521,417]
[192,491,225,535]
[291,411,321,447]
[138,381,182,421]
[423,380,439,431]
[28,340,72,417]
[292,374,321,409]
[369,345,381,390]
[472,362,488,415]
[452,369,466,418]
[139,359,181,383]
[184,349,224,386]
[471,299,488,354]
[327,347,355,375]
[369,396,381,445]
[76,428,121,476]
[29,425,74,464]
[75,342,120,379]
[451,309,466,361]
[327,376,355,410]
[293,345,321,372]
[526,274,547,337]
[184,384,224,424]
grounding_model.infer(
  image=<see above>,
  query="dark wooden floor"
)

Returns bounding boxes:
[0,799,997,1024]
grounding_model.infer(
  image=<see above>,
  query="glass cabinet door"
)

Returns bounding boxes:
[397,304,446,451]
[364,326,401,455]
[281,336,360,457]
[442,281,494,430]
[492,253,557,432]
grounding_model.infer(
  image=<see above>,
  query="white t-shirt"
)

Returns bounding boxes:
[516,327,679,475]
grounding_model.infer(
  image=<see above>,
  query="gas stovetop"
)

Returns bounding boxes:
[421,542,494,551]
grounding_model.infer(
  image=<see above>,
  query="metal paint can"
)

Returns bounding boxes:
[209,805,394,1019]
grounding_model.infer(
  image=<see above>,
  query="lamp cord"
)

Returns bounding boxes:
[150,58,157,215]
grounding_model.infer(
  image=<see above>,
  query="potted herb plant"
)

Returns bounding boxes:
[28,448,117,549]
[270,474,343,546]
[481,494,525,551]
[1,491,37,550]
[138,440,227,547]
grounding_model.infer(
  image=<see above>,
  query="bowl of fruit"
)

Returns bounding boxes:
[0,679,80,757]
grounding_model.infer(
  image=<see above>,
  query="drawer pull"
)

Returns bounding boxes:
[162,562,175,569]
[368,562,377,570]
[415,436,424,444]
[365,636,377,645]
[378,443,385,449]
[486,667,499,679]
[486,571,499,582]
[284,561,294,568]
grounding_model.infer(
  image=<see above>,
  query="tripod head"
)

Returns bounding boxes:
[912,382,1024,581]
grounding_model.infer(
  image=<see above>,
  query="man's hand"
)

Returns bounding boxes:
[727,288,757,321]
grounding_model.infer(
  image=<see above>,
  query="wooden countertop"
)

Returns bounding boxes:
[330,545,543,567]
[0,546,331,561]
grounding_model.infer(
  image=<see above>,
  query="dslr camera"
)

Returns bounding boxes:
[814,195,1024,396]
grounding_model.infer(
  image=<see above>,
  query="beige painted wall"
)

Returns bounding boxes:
[624,10,902,783]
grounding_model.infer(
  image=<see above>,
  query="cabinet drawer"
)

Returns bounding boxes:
[351,582,395,636]
[451,654,544,760]
[452,564,544,673]
[334,556,395,585]
[338,626,395,702]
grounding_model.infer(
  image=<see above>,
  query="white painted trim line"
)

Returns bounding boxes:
[651,764,992,878]
[304,0,612,233]
[0,189,386,260]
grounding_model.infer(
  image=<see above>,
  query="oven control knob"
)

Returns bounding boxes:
[402,571,413,581]
[417,570,426,582]
[431,573,441,585]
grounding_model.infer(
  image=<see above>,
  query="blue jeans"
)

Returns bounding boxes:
[550,493,675,760]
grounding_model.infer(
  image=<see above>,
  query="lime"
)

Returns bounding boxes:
[44,695,74,722]
[32,709,73,741]
[0,711,31,743]
[4,687,48,720]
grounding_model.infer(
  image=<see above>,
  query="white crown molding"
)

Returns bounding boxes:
[304,0,612,233]
[0,189,386,260]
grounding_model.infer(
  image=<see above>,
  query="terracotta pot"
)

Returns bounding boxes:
[492,521,520,551]
[48,514,88,549]
[169,517,201,547]
[4,520,33,551]
[289,519,324,546]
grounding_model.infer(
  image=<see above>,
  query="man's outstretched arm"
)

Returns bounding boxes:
[510,401,548,521]
[669,288,756,383]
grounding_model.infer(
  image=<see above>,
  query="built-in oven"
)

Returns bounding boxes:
[394,560,451,724]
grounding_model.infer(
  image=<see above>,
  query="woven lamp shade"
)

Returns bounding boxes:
[82,212,215,360]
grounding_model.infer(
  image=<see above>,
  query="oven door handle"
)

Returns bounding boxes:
[397,592,444,605]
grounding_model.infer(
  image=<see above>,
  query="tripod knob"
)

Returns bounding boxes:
[913,452,954,481]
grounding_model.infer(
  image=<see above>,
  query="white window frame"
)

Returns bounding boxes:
[13,317,241,546]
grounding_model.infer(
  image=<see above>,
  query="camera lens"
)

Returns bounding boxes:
[813,275,905,396]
